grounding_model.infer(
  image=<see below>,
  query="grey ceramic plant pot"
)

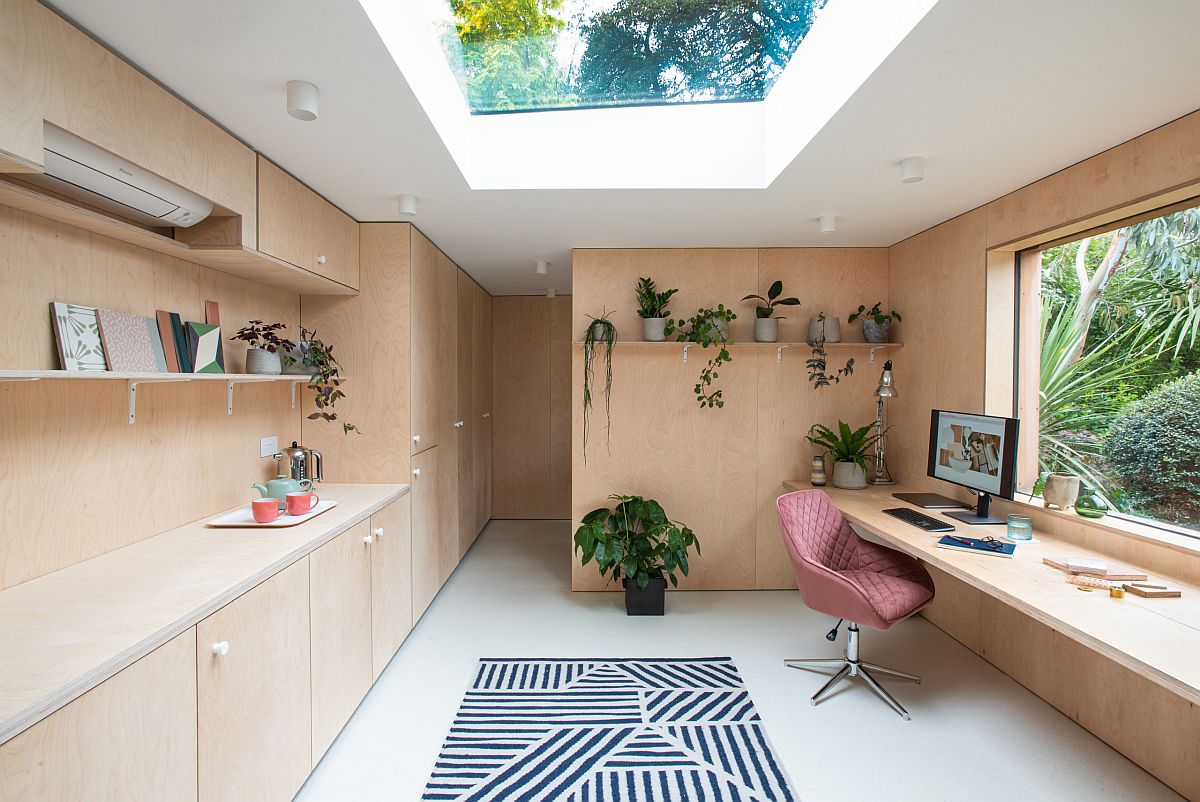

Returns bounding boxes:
[707,317,730,340]
[808,316,841,343]
[282,342,311,375]
[245,347,282,375]
[863,319,890,343]
[754,317,779,343]
[642,317,667,342]
[831,461,867,489]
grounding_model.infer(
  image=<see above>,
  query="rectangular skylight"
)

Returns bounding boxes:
[428,0,830,114]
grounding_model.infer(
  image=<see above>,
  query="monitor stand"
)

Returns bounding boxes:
[943,492,1008,525]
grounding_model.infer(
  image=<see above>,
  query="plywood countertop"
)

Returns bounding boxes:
[0,483,408,745]
[782,482,1200,705]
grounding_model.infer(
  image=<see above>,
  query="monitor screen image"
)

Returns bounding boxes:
[926,410,1018,499]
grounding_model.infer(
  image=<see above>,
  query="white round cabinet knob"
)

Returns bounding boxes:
[212,641,230,657]
[482,412,491,418]
[412,468,421,477]
[317,255,327,264]
[412,434,421,443]
[363,534,374,544]
[374,527,385,539]
[454,421,464,428]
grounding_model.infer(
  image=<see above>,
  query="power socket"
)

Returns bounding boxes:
[260,435,279,459]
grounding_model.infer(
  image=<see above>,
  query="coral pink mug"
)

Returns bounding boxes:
[251,498,281,523]
[285,491,320,516]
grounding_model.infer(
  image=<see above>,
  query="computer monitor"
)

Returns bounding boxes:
[926,409,1019,525]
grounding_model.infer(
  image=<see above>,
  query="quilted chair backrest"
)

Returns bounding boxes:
[776,490,859,591]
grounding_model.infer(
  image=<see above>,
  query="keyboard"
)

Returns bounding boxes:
[882,507,957,533]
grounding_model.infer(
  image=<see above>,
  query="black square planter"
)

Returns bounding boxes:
[624,575,666,616]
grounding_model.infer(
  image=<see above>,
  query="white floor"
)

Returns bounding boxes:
[295,520,1181,802]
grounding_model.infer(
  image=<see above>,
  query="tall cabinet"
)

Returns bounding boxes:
[302,223,492,621]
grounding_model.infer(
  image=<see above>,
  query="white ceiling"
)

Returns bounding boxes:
[45,0,1200,295]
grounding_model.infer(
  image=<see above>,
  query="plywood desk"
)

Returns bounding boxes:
[782,482,1200,706]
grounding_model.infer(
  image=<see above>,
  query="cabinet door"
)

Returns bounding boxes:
[410,229,440,454]
[0,630,196,802]
[257,156,359,288]
[474,284,493,531]
[309,520,373,762]
[457,268,476,557]
[370,494,413,679]
[197,559,311,802]
[410,446,442,619]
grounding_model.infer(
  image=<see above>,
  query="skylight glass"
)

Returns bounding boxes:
[427,0,830,114]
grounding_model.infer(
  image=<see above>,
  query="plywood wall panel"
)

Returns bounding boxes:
[571,346,759,591]
[301,223,411,484]
[0,206,300,590]
[549,296,573,519]
[491,297,552,518]
[0,0,257,245]
[755,248,889,343]
[886,209,988,497]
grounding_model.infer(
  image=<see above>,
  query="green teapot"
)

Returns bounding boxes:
[252,474,314,509]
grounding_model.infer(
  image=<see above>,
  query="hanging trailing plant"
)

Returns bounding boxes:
[301,326,360,435]
[665,305,737,408]
[582,310,616,460]
[806,314,854,389]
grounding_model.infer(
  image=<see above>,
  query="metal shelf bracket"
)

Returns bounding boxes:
[682,344,691,363]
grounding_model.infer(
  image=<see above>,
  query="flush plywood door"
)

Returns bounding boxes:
[197,559,311,802]
[437,250,460,439]
[457,269,477,556]
[473,283,493,531]
[439,434,461,587]
[410,229,440,454]
[257,157,359,289]
[370,494,414,678]
[309,520,373,762]
[0,629,196,802]
[411,446,443,619]
[492,297,552,518]
[549,296,573,519]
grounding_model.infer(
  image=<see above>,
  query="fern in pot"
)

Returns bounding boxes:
[573,494,700,616]
[806,421,884,489]
[635,276,678,341]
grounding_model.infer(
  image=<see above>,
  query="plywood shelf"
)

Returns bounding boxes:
[0,370,332,423]
[571,340,902,364]
[0,177,356,296]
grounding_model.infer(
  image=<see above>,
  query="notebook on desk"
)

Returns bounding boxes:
[936,535,1017,558]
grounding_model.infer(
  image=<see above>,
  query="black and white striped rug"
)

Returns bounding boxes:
[422,657,797,801]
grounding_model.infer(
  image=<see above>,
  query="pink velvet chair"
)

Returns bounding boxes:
[776,489,935,719]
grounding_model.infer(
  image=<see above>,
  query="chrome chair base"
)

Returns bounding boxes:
[785,622,919,720]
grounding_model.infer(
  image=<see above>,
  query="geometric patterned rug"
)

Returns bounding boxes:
[422,658,797,801]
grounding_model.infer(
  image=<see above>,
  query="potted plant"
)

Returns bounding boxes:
[807,312,841,343]
[573,494,700,616]
[741,280,800,342]
[848,303,902,343]
[665,305,736,408]
[635,277,678,341]
[805,421,883,489]
[301,327,360,434]
[230,320,296,375]
[806,314,854,389]
[582,311,616,459]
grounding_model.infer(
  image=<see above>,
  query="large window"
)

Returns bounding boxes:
[1034,202,1200,535]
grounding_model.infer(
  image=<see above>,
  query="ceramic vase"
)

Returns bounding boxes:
[810,455,827,486]
[862,319,890,343]
[642,317,667,342]
[831,461,866,489]
[245,347,281,375]
[808,315,841,343]
[754,317,779,343]
[1043,473,1081,510]
[1074,487,1109,519]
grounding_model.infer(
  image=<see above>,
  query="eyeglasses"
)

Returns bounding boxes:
[978,536,1006,551]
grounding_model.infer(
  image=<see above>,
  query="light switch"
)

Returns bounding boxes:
[260,435,279,458]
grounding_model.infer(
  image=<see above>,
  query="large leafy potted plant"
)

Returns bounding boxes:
[805,421,883,489]
[634,276,678,341]
[741,280,801,342]
[573,494,700,616]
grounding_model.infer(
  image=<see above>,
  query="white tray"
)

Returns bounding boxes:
[205,500,338,528]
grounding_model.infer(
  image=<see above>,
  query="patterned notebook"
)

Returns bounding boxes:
[97,308,160,372]
[49,302,108,371]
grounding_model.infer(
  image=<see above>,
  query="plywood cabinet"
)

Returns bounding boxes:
[309,520,374,763]
[410,228,441,454]
[370,494,414,679]
[0,630,197,802]
[257,156,359,289]
[458,269,478,557]
[410,446,444,618]
[477,283,494,527]
[197,559,311,802]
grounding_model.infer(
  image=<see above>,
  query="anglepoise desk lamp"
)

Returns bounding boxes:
[871,360,897,484]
